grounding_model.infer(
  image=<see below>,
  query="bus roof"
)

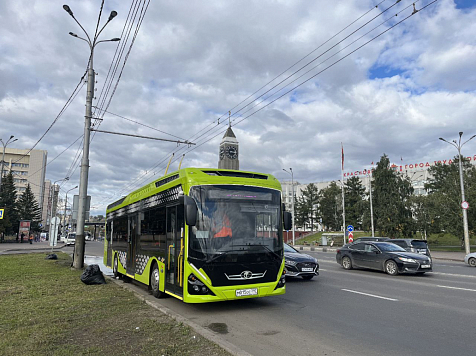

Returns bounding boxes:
[107,167,282,213]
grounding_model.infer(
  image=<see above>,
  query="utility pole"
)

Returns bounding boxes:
[439,132,475,255]
[283,168,295,245]
[63,4,120,268]
[63,185,78,236]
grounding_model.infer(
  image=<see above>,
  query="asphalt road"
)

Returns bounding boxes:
[80,243,476,356]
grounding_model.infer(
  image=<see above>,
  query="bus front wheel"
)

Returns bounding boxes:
[150,264,165,298]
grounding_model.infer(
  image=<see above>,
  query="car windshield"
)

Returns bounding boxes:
[284,243,297,253]
[411,241,428,248]
[377,243,406,252]
[188,185,283,262]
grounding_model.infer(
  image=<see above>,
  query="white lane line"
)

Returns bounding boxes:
[341,289,398,301]
[431,272,476,279]
[436,285,476,292]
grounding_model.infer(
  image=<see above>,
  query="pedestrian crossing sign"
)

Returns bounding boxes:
[0,209,4,219]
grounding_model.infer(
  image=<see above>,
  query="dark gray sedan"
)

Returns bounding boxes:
[336,241,432,275]
[284,243,319,280]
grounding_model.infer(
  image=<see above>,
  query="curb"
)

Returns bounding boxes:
[107,275,252,356]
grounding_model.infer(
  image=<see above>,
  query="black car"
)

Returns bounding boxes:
[390,239,431,258]
[284,243,319,280]
[336,241,432,275]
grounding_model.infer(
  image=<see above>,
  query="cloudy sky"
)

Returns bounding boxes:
[1,0,475,214]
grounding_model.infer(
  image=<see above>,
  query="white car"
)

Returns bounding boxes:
[65,232,76,246]
[464,252,476,267]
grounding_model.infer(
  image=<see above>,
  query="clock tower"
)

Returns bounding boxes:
[218,125,239,170]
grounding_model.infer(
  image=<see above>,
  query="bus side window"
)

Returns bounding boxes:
[113,216,128,248]
[140,205,166,251]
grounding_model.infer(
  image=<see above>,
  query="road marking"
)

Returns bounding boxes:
[436,285,476,292]
[431,272,476,279]
[341,289,398,301]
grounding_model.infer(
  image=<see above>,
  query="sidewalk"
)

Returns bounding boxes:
[0,241,65,254]
[292,245,467,262]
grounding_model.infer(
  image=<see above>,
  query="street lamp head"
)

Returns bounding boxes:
[108,10,117,22]
[69,32,78,37]
[63,5,74,16]
[9,135,14,140]
[438,138,444,141]
[110,38,121,42]
[459,132,463,137]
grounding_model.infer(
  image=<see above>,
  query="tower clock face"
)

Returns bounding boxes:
[225,146,238,159]
[219,146,225,160]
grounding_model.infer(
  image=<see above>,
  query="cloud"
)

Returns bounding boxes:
[0,0,475,214]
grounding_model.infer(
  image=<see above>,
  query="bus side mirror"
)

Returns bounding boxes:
[283,211,292,231]
[184,196,197,226]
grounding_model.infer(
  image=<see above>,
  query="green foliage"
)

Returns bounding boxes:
[424,156,476,241]
[17,184,42,232]
[295,183,320,231]
[372,154,414,238]
[320,181,341,231]
[0,171,18,235]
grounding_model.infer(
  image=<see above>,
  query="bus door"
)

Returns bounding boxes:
[127,214,138,276]
[165,205,184,296]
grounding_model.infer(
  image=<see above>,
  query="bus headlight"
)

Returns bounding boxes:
[188,274,215,296]
[275,274,286,290]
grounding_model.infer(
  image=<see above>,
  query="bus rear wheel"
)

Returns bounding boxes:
[150,264,165,298]
[113,255,120,279]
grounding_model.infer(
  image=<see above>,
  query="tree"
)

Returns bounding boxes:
[0,171,18,236]
[294,183,320,231]
[372,154,414,237]
[17,184,42,232]
[320,182,341,231]
[344,176,366,230]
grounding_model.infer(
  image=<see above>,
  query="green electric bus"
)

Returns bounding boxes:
[104,167,291,303]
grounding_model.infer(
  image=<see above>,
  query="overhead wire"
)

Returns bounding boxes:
[109,0,407,197]
[111,0,437,199]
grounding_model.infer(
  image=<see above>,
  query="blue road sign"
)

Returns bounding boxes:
[347,225,354,232]
[0,208,4,220]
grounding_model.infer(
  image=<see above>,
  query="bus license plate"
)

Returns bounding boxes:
[236,288,258,297]
[301,267,313,272]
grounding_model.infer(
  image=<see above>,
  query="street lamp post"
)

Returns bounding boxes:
[49,178,69,244]
[368,171,375,238]
[439,132,475,255]
[63,185,78,237]
[63,4,120,268]
[283,168,295,245]
[0,135,18,191]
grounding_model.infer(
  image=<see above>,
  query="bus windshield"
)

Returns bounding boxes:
[188,185,283,262]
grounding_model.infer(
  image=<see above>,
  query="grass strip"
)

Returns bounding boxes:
[0,253,231,356]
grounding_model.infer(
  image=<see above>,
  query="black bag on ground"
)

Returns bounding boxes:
[45,254,58,260]
[80,264,106,285]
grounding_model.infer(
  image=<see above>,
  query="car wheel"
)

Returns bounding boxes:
[150,263,165,298]
[342,256,352,270]
[385,260,399,276]
[113,255,120,279]
[302,275,314,280]
[469,258,476,267]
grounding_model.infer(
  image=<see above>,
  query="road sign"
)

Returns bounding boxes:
[461,201,469,210]
[347,225,354,232]
[348,231,354,243]
[0,208,4,220]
